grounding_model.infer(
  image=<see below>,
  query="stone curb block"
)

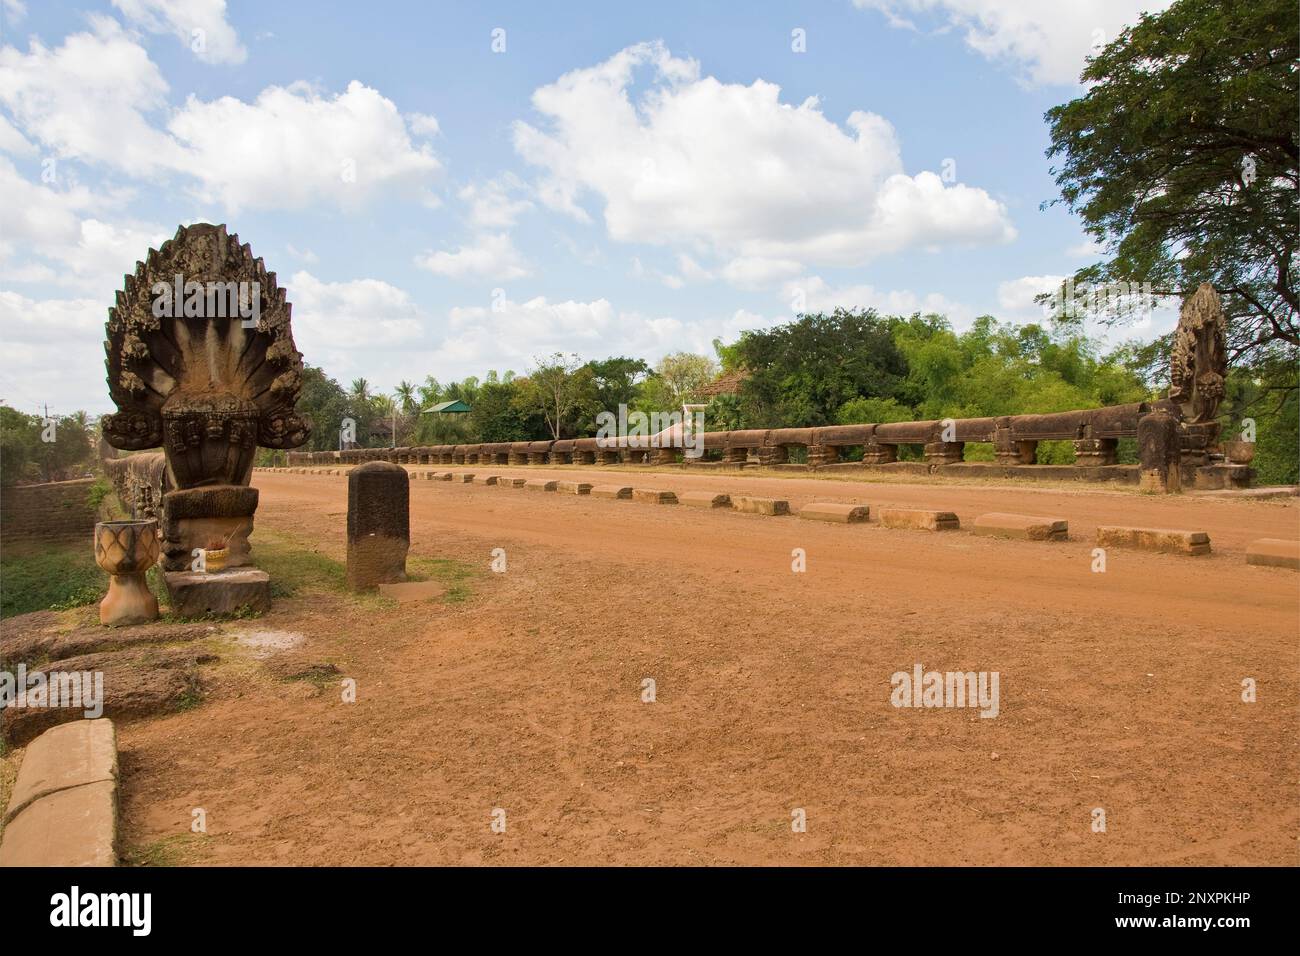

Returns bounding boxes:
[480,476,502,485]
[1,719,118,867]
[799,502,870,523]
[525,479,559,491]
[732,496,790,516]
[633,489,677,504]
[556,481,593,495]
[592,485,633,499]
[496,478,527,488]
[1096,526,1210,555]
[1245,538,1300,570]
[878,508,960,531]
[972,512,1067,541]
[679,492,731,508]
[450,473,474,483]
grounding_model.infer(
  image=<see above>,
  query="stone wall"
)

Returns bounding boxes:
[0,477,99,543]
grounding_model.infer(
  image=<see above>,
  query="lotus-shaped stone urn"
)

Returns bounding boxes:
[94,519,160,626]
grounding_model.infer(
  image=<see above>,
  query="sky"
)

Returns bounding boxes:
[0,0,1176,417]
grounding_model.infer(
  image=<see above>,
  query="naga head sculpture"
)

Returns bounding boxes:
[102,223,311,489]
[1168,282,1228,425]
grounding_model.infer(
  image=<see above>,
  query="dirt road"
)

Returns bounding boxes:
[118,467,1300,865]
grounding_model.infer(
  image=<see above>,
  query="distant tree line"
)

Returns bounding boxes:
[277,308,1298,485]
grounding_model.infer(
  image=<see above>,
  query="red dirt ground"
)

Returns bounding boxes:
[117,467,1300,865]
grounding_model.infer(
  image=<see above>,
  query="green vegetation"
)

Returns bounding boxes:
[0,406,96,485]
[0,540,102,619]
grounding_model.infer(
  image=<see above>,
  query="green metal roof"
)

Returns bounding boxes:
[425,399,471,413]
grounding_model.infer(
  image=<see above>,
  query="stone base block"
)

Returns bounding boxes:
[731,495,790,516]
[1245,538,1300,570]
[4,720,117,827]
[450,473,474,483]
[496,477,527,488]
[799,502,870,523]
[164,568,271,617]
[1195,463,1253,490]
[1096,526,1210,555]
[972,513,1067,541]
[632,489,677,504]
[679,491,731,508]
[592,485,633,499]
[557,481,593,495]
[524,479,558,491]
[879,508,959,531]
[0,779,117,867]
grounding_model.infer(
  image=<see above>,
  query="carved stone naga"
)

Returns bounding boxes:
[102,223,311,488]
[101,224,311,613]
[1168,282,1228,425]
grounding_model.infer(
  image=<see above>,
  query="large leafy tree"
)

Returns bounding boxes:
[729,308,908,427]
[1044,0,1298,367]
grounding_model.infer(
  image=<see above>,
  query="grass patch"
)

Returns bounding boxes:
[407,555,480,605]
[0,540,102,619]
[122,833,207,867]
[255,530,347,597]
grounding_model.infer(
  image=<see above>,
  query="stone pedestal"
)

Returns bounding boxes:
[923,441,964,465]
[862,442,898,465]
[164,568,270,617]
[808,444,840,467]
[346,461,410,590]
[723,447,750,466]
[160,485,258,572]
[651,447,678,465]
[1195,463,1253,490]
[1074,437,1118,466]
[758,445,789,466]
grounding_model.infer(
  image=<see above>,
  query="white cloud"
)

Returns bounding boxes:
[0,113,35,155]
[0,156,167,292]
[289,271,426,352]
[285,243,318,264]
[996,274,1063,319]
[0,16,185,174]
[782,274,977,326]
[853,1,1173,86]
[170,80,442,211]
[0,291,108,413]
[437,294,739,374]
[112,0,247,65]
[458,174,533,229]
[513,41,1014,283]
[414,232,530,280]
[1,22,440,210]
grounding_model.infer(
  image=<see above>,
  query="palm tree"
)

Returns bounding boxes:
[349,378,371,404]
[395,380,417,413]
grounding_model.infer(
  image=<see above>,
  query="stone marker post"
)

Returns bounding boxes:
[1137,409,1181,493]
[346,461,410,590]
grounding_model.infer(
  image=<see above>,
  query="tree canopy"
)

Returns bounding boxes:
[1045,0,1298,366]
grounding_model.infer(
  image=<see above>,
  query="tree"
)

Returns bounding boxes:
[729,309,909,427]
[643,352,717,408]
[1044,0,1298,368]
[519,353,596,439]
[0,405,95,483]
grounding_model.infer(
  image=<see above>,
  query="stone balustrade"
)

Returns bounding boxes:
[282,398,1251,492]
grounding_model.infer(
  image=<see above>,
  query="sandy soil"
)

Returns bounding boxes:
[117,467,1300,865]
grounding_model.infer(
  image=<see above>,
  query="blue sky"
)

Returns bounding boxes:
[0,0,1172,416]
